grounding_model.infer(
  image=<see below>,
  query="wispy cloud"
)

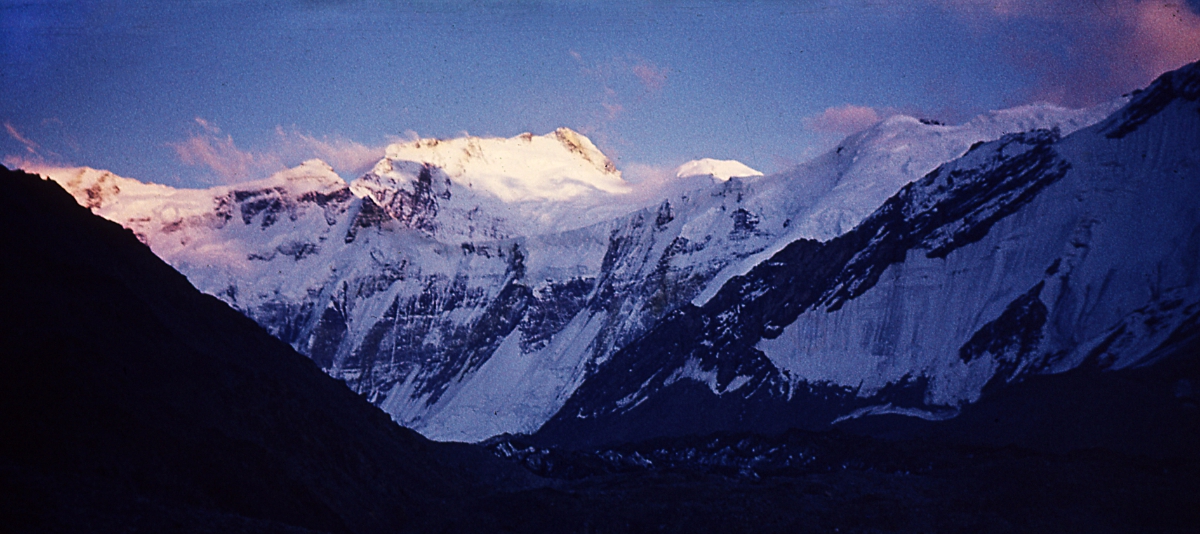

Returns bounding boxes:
[622,161,676,187]
[1123,1,1200,83]
[804,105,885,135]
[169,119,282,184]
[5,122,45,156]
[620,161,688,204]
[3,120,70,169]
[571,50,667,119]
[601,102,625,121]
[936,0,1200,107]
[273,127,384,177]
[1,151,55,175]
[169,118,386,184]
[568,51,672,159]
[632,61,668,93]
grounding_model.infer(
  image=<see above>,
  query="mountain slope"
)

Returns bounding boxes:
[32,102,1119,443]
[0,165,525,533]
[535,61,1200,449]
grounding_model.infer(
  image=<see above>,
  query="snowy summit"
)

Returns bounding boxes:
[675,158,763,182]
[379,128,629,203]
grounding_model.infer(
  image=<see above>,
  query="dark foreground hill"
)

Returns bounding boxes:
[0,165,539,533]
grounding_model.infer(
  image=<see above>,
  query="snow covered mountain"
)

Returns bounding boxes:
[536,62,1200,447]
[674,158,763,182]
[355,128,638,239]
[37,91,1129,443]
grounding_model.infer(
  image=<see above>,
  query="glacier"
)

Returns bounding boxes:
[536,62,1200,447]
[34,96,1134,442]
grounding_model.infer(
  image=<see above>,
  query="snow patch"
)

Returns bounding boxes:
[831,403,959,425]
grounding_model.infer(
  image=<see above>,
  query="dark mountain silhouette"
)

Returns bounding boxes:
[0,165,533,533]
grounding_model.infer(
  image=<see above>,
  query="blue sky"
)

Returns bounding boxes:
[3,0,1198,188]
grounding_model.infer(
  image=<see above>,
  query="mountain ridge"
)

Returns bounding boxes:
[22,88,1149,444]
[0,164,544,533]
[535,61,1200,448]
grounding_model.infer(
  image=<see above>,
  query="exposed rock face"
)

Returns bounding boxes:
[29,74,1171,445]
[537,63,1200,448]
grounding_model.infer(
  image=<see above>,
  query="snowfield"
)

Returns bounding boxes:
[31,82,1186,444]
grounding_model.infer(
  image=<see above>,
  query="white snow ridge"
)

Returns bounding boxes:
[675,158,763,182]
[26,92,1156,443]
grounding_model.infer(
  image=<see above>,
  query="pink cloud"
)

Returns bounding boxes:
[274,127,385,177]
[3,121,68,165]
[937,0,1200,107]
[170,118,386,184]
[571,52,670,129]
[632,61,668,92]
[1127,1,1200,81]
[5,122,43,155]
[193,117,221,134]
[169,118,281,184]
[1032,1,1200,106]
[931,0,1058,18]
[804,105,883,135]
[602,102,625,120]
[2,154,41,171]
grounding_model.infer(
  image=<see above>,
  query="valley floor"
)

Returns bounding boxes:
[8,432,1197,534]
[464,440,1199,534]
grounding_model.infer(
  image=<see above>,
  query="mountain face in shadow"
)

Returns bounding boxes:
[0,165,526,533]
[535,61,1200,450]
[36,103,1118,444]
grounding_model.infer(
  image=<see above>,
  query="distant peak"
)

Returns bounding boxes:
[373,129,629,204]
[553,128,617,174]
[674,158,763,182]
[385,129,619,178]
[297,158,335,172]
[281,158,340,182]
[20,163,175,211]
[238,159,347,194]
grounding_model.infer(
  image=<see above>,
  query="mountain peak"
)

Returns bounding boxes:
[553,127,617,173]
[377,129,629,204]
[1101,60,1200,139]
[250,158,347,193]
[674,158,763,182]
[18,163,176,211]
